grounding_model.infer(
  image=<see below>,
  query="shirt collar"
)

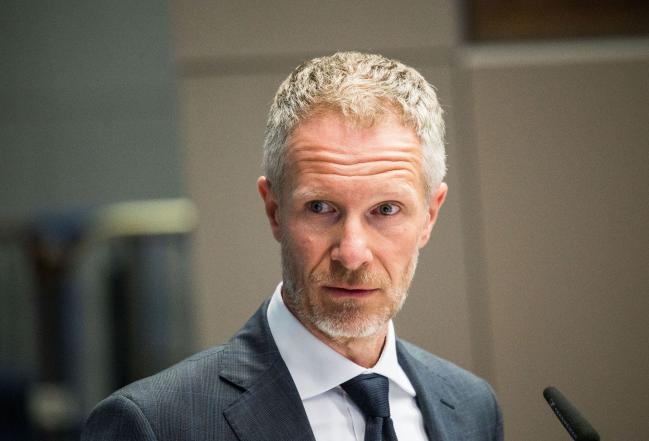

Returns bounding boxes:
[267,282,416,400]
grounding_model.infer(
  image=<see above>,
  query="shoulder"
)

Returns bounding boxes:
[83,301,278,441]
[114,344,236,407]
[82,345,241,441]
[97,298,276,411]
[397,338,494,397]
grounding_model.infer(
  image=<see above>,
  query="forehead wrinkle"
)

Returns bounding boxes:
[291,176,419,203]
[288,147,423,179]
[291,151,422,168]
[288,143,421,163]
[298,162,420,179]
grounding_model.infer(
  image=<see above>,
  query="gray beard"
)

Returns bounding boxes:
[280,240,418,340]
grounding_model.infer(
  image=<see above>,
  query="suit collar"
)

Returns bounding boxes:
[397,340,461,441]
[219,299,316,441]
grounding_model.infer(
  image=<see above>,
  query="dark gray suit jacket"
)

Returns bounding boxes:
[82,300,503,440]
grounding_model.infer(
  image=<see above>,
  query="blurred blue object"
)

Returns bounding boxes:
[0,368,33,441]
[0,200,196,441]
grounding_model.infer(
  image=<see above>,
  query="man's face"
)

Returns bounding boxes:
[259,111,447,341]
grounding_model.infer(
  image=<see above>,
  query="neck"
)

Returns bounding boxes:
[317,327,388,368]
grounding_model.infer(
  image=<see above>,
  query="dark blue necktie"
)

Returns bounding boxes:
[341,373,399,441]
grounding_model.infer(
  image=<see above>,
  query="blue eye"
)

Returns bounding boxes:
[375,203,400,216]
[308,201,334,214]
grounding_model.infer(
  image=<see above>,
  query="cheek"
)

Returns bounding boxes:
[372,226,418,262]
[379,227,421,267]
[288,225,328,262]
[383,223,421,248]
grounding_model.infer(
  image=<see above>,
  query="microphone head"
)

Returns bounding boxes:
[543,386,600,441]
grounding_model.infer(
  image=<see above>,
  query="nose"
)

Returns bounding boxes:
[330,217,373,271]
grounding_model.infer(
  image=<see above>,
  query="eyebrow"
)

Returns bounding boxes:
[292,188,327,201]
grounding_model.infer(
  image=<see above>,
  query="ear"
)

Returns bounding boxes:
[418,182,448,248]
[257,176,282,241]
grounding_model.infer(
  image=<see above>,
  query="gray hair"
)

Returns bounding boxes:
[262,51,446,198]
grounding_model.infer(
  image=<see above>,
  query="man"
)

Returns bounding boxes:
[82,52,503,441]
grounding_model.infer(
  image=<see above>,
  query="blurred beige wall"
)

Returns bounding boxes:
[172,1,649,439]
[462,42,649,440]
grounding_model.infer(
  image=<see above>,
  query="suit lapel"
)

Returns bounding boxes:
[397,341,461,441]
[219,301,316,441]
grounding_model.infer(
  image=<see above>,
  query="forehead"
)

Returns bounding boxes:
[284,111,425,195]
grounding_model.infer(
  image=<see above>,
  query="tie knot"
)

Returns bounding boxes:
[341,373,390,418]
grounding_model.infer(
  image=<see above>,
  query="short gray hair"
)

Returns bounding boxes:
[262,51,446,198]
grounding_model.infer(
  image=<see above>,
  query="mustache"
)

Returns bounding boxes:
[309,261,389,287]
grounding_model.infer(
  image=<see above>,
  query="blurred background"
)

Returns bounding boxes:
[1,0,648,440]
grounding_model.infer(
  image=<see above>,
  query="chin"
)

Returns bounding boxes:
[314,317,387,340]
[309,300,398,340]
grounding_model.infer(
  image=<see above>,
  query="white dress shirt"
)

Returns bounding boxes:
[267,283,428,441]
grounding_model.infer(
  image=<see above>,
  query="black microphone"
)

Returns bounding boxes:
[543,386,600,441]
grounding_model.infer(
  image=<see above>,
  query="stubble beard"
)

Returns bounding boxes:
[280,239,419,341]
